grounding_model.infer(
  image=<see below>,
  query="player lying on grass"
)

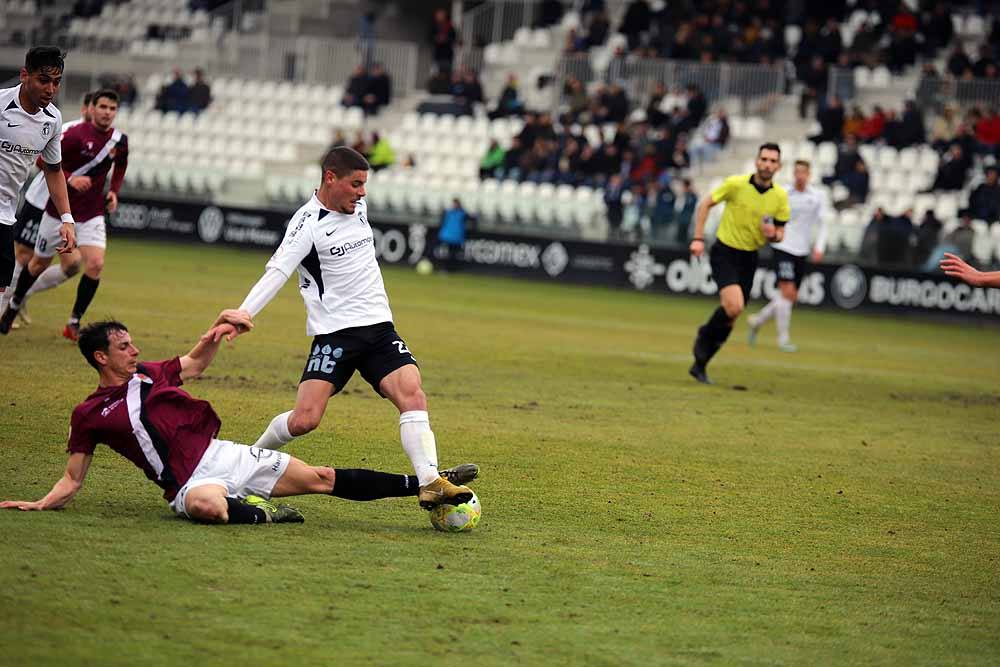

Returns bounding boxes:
[940,253,1000,288]
[0,312,478,524]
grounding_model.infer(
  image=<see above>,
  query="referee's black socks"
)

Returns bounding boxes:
[694,306,734,365]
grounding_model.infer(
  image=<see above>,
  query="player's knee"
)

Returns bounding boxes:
[288,410,322,436]
[27,256,49,275]
[722,300,744,320]
[85,259,104,277]
[186,496,227,523]
[64,261,81,278]
[313,466,336,493]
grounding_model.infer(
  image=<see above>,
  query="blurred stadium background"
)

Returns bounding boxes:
[3,0,999,315]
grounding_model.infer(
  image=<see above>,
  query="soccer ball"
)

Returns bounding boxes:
[429,492,481,533]
[415,258,434,275]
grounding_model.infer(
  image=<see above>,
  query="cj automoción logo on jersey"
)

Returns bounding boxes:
[330,236,373,257]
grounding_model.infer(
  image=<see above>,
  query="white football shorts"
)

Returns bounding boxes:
[170,439,290,518]
[35,211,106,257]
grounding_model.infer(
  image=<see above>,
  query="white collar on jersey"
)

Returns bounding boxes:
[4,84,56,118]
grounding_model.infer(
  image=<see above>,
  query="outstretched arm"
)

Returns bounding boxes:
[940,253,1000,288]
[1,453,92,511]
[180,309,255,380]
[689,196,717,257]
[42,163,76,253]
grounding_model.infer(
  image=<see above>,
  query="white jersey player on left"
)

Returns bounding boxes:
[747,159,829,352]
[1,91,93,323]
[0,46,77,304]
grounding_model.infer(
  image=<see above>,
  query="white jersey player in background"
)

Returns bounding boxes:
[225,146,476,510]
[0,46,77,300]
[2,91,93,322]
[747,159,829,352]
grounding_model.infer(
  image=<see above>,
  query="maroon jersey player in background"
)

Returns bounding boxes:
[0,310,478,524]
[0,88,127,339]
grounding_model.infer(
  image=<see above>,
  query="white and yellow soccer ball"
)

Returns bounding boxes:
[415,258,434,275]
[429,492,481,533]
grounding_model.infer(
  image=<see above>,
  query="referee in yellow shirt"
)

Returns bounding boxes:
[688,143,791,384]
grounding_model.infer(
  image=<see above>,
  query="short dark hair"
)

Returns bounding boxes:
[82,91,94,106]
[78,320,129,371]
[321,146,370,178]
[794,159,811,169]
[24,46,66,74]
[758,142,781,157]
[91,88,119,106]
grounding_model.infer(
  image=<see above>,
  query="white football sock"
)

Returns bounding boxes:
[754,296,781,327]
[24,265,69,301]
[254,410,294,450]
[776,297,793,345]
[399,410,439,486]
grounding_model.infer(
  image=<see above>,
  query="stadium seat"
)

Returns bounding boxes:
[854,67,871,88]
[877,146,898,170]
[515,182,538,222]
[535,183,557,225]
[935,195,959,221]
[871,66,891,88]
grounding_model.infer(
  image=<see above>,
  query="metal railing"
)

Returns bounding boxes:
[913,75,1000,112]
[213,34,419,96]
[555,54,785,115]
[460,0,546,49]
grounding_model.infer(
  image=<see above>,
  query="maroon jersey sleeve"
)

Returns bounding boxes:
[109,134,128,194]
[139,357,184,387]
[66,404,98,455]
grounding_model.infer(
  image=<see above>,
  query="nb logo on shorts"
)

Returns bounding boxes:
[307,344,343,374]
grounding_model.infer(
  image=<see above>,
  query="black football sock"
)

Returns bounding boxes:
[9,265,41,309]
[224,497,268,524]
[71,274,100,321]
[331,468,419,501]
[694,306,733,365]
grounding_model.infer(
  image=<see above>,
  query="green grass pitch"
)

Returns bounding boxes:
[1,238,998,666]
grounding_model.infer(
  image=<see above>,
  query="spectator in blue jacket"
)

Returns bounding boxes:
[438,199,470,272]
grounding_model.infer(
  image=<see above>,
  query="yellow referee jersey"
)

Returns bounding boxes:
[712,174,791,251]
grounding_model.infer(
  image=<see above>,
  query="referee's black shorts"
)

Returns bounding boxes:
[710,240,758,304]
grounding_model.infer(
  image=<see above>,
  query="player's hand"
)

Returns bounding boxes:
[105,191,118,213]
[58,223,77,254]
[689,239,705,257]
[940,252,983,286]
[68,175,92,192]
[761,221,777,241]
[214,308,253,329]
[202,323,240,343]
[812,249,824,263]
[0,500,44,511]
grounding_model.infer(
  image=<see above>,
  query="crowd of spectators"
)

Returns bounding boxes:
[342,63,392,115]
[154,68,212,114]
[327,129,401,172]
[477,80,715,240]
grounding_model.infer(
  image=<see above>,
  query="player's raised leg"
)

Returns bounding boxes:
[379,365,473,509]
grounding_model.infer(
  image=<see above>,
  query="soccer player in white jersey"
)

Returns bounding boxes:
[229,146,476,510]
[2,91,93,324]
[747,159,829,352]
[0,46,76,298]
